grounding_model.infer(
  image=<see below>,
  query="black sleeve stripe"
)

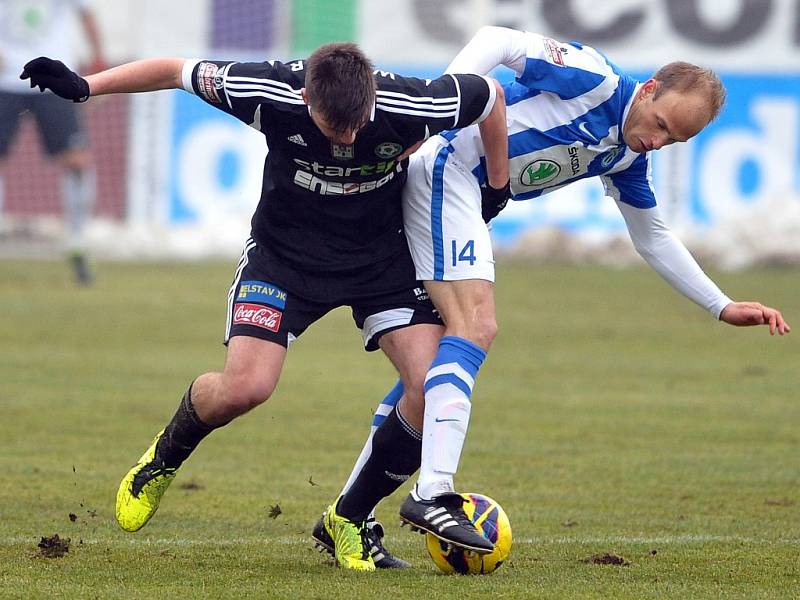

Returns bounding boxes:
[376,99,458,113]
[227,89,306,105]
[227,75,303,96]
[376,89,460,106]
[227,82,303,103]
[220,63,234,110]
[376,98,458,113]
[376,104,458,118]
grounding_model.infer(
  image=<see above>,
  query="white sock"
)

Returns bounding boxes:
[416,336,485,500]
[61,168,95,252]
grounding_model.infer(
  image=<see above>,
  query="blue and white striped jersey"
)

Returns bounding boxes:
[445,31,656,210]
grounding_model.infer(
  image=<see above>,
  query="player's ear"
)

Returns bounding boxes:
[640,78,658,98]
[300,87,309,106]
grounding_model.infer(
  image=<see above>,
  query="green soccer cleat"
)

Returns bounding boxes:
[323,499,375,572]
[115,430,178,532]
[312,512,411,569]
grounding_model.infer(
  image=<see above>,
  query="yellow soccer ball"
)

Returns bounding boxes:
[426,493,512,575]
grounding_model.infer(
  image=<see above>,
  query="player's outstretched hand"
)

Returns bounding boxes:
[20,57,90,102]
[481,179,511,223]
[720,301,791,335]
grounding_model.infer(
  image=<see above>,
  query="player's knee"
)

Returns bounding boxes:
[466,313,497,350]
[397,392,425,431]
[57,149,91,171]
[220,375,274,417]
[399,388,425,422]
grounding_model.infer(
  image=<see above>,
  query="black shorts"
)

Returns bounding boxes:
[224,237,442,351]
[0,92,86,157]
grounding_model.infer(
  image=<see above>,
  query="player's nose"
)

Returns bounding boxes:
[650,135,666,150]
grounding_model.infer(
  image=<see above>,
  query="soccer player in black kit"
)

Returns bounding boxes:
[22,43,509,570]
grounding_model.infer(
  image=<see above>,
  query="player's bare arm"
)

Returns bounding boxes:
[20,57,184,101]
[85,59,184,95]
[478,79,509,189]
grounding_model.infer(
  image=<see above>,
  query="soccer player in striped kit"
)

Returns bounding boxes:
[21,42,509,570]
[323,26,790,562]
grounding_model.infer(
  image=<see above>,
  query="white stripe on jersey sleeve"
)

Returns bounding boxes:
[473,75,497,124]
[505,72,620,137]
[227,89,305,105]
[376,89,460,118]
[181,59,201,93]
[376,95,459,119]
[226,76,303,98]
[376,104,458,118]
[376,90,460,106]
[448,74,461,127]
[225,74,304,105]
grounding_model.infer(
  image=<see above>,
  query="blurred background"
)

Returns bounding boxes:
[2,0,799,268]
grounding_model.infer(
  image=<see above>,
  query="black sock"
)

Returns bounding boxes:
[154,383,216,469]
[337,407,422,522]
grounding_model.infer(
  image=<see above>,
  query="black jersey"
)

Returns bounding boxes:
[184,58,494,297]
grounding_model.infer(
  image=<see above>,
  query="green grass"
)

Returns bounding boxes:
[0,259,798,599]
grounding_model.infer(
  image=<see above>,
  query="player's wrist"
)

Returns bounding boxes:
[480,179,511,223]
[74,76,90,102]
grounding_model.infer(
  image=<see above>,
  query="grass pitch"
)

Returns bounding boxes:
[0,258,797,599]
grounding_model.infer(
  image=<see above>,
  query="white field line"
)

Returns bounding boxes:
[5,534,800,546]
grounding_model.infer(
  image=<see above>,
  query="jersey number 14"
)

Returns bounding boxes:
[451,239,476,266]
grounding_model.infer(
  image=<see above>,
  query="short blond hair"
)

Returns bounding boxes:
[653,61,726,121]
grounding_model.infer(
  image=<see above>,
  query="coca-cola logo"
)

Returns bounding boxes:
[233,303,282,332]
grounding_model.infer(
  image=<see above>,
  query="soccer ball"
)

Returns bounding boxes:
[426,493,512,575]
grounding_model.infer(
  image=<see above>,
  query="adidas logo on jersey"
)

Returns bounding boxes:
[287,134,307,146]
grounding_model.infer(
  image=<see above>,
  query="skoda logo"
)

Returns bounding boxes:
[374,142,403,159]
[520,159,561,187]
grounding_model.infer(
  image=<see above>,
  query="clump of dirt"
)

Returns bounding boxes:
[765,498,795,507]
[561,519,578,528]
[268,504,282,519]
[582,552,629,566]
[37,534,70,558]
[178,481,203,491]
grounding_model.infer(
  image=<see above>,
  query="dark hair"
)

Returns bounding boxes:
[305,42,375,135]
[653,61,726,121]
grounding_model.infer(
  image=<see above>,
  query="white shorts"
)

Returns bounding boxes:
[403,136,495,282]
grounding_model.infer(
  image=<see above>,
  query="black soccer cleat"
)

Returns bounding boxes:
[399,488,494,554]
[311,512,411,569]
[364,520,411,569]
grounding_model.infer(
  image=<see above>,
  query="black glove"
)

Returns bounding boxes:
[480,179,511,223]
[20,57,90,102]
